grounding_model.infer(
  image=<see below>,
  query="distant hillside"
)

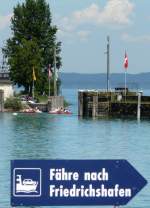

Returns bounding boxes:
[60,73,150,89]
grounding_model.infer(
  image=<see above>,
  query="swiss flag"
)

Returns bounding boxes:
[124,52,128,69]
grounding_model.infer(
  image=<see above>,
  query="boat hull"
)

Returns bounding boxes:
[16,183,38,193]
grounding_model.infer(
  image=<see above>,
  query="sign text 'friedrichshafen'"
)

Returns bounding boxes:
[49,168,131,198]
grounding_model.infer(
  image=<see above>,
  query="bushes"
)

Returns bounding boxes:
[4,97,22,111]
[64,99,70,107]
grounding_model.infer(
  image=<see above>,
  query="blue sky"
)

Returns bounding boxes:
[0,0,150,74]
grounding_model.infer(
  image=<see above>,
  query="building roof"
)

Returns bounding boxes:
[0,72,12,84]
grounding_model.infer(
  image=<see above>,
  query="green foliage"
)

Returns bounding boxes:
[40,78,61,96]
[64,100,70,107]
[4,97,22,111]
[3,0,62,95]
[35,95,48,104]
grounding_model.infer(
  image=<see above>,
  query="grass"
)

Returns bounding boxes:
[36,95,48,103]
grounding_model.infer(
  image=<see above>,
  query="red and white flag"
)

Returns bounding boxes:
[124,52,128,69]
[48,64,52,79]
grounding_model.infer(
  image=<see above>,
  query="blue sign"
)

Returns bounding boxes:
[11,160,147,206]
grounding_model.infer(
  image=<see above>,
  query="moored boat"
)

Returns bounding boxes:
[49,108,72,115]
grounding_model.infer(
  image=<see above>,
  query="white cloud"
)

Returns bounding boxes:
[57,0,134,36]
[57,29,91,42]
[0,14,12,30]
[77,30,91,41]
[73,0,134,26]
[122,33,150,43]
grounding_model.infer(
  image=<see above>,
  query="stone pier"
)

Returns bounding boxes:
[47,96,64,112]
[78,89,150,118]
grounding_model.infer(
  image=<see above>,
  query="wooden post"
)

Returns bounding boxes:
[92,94,98,117]
[78,91,83,116]
[137,91,142,120]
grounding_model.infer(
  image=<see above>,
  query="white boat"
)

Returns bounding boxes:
[35,109,42,113]
[13,113,18,116]
[49,108,72,115]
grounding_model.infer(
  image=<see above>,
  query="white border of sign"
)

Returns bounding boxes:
[13,168,42,197]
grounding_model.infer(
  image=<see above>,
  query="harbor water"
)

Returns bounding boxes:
[0,89,150,208]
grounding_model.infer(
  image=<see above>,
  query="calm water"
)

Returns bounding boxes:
[0,89,150,208]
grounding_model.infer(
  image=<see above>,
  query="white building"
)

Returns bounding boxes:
[0,72,14,100]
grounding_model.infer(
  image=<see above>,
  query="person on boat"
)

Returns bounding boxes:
[60,107,64,112]
[27,108,34,113]
[34,107,42,113]
[22,106,34,113]
[64,108,71,114]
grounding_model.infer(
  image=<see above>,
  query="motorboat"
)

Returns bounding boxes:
[58,109,72,115]
[21,107,42,114]
[49,108,72,115]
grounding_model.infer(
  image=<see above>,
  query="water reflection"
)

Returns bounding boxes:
[10,113,61,159]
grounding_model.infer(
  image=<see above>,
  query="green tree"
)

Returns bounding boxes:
[3,0,61,95]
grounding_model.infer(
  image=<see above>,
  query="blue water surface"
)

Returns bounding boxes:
[0,89,150,208]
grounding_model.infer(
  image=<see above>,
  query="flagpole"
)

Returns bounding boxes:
[32,79,34,99]
[124,51,128,102]
[32,66,34,99]
[49,76,51,97]
[107,36,110,92]
[125,70,127,102]
[54,46,57,96]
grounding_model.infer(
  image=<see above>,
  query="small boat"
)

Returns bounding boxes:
[13,112,18,116]
[58,109,72,115]
[48,108,60,114]
[49,108,72,115]
[21,107,42,114]
[35,110,42,113]
[21,109,36,114]
[34,107,42,113]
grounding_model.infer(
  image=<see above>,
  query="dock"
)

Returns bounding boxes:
[47,96,64,112]
[28,96,64,112]
[78,89,150,118]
